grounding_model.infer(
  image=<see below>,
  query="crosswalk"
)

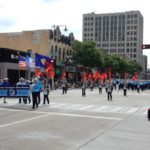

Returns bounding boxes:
[48,102,148,116]
[0,100,148,116]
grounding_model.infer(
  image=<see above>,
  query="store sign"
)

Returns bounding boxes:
[65,66,76,72]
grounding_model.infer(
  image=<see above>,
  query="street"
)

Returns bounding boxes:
[0,88,150,150]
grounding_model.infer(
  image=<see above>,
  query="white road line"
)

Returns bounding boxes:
[126,107,139,114]
[64,104,82,109]
[0,114,52,128]
[51,112,123,121]
[110,107,123,112]
[94,106,110,112]
[79,105,94,110]
[49,103,67,108]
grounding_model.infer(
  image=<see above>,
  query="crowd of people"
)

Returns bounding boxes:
[1,76,150,109]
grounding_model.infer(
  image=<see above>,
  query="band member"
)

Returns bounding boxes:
[107,81,113,101]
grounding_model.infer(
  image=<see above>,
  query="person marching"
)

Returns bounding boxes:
[31,78,42,109]
[2,78,9,103]
[43,78,50,104]
[37,76,42,104]
[107,80,113,101]
[81,79,87,96]
[98,79,103,94]
[123,81,128,96]
[16,77,26,103]
[61,77,67,94]
[137,82,140,93]
[81,68,87,96]
[90,79,94,91]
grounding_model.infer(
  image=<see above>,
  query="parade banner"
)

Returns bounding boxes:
[0,86,30,97]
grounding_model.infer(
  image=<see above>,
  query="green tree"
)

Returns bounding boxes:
[72,41,104,68]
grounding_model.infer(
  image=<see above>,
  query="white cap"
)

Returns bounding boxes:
[4,78,8,80]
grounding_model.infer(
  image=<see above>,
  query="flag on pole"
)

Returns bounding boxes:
[45,63,55,79]
[35,68,42,77]
[26,55,35,68]
[17,51,27,69]
[35,53,52,68]
[18,56,27,69]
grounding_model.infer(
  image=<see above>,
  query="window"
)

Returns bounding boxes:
[134,14,137,18]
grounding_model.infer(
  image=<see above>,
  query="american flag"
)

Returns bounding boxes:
[19,56,27,69]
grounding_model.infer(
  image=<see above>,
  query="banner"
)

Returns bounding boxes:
[0,86,30,97]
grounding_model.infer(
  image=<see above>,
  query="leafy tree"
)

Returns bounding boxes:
[72,41,104,68]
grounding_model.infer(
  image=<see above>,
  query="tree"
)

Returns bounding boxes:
[72,41,104,68]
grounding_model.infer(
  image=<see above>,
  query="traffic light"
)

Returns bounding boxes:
[141,44,150,49]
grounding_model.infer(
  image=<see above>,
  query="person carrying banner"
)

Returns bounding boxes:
[2,78,9,103]
[16,77,26,103]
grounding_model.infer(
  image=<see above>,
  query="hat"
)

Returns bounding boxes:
[19,77,24,81]
[4,78,8,80]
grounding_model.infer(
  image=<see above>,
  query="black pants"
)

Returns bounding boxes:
[37,92,41,104]
[99,88,102,94]
[62,87,67,94]
[124,89,127,96]
[82,88,86,96]
[137,88,140,93]
[43,94,49,104]
[32,92,39,109]
[107,92,112,100]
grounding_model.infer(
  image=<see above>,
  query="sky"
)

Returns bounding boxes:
[0,0,150,65]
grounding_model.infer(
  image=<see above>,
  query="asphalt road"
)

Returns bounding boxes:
[0,88,150,150]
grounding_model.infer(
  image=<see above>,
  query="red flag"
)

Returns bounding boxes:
[132,72,138,80]
[102,72,107,80]
[45,63,55,79]
[88,72,93,81]
[35,68,42,77]
[93,70,100,81]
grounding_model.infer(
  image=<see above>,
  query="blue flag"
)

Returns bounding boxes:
[35,53,52,68]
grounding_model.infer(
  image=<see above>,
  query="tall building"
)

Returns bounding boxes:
[82,11,144,66]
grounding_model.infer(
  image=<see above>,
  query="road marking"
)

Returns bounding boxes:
[0,113,52,128]
[51,112,123,121]
[0,100,148,116]
[79,105,94,110]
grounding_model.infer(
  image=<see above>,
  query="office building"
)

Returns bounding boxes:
[83,11,144,67]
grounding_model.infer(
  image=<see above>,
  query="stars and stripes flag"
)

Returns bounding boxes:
[19,56,27,69]
[17,51,27,69]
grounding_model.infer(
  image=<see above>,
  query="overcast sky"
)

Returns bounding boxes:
[0,0,150,65]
